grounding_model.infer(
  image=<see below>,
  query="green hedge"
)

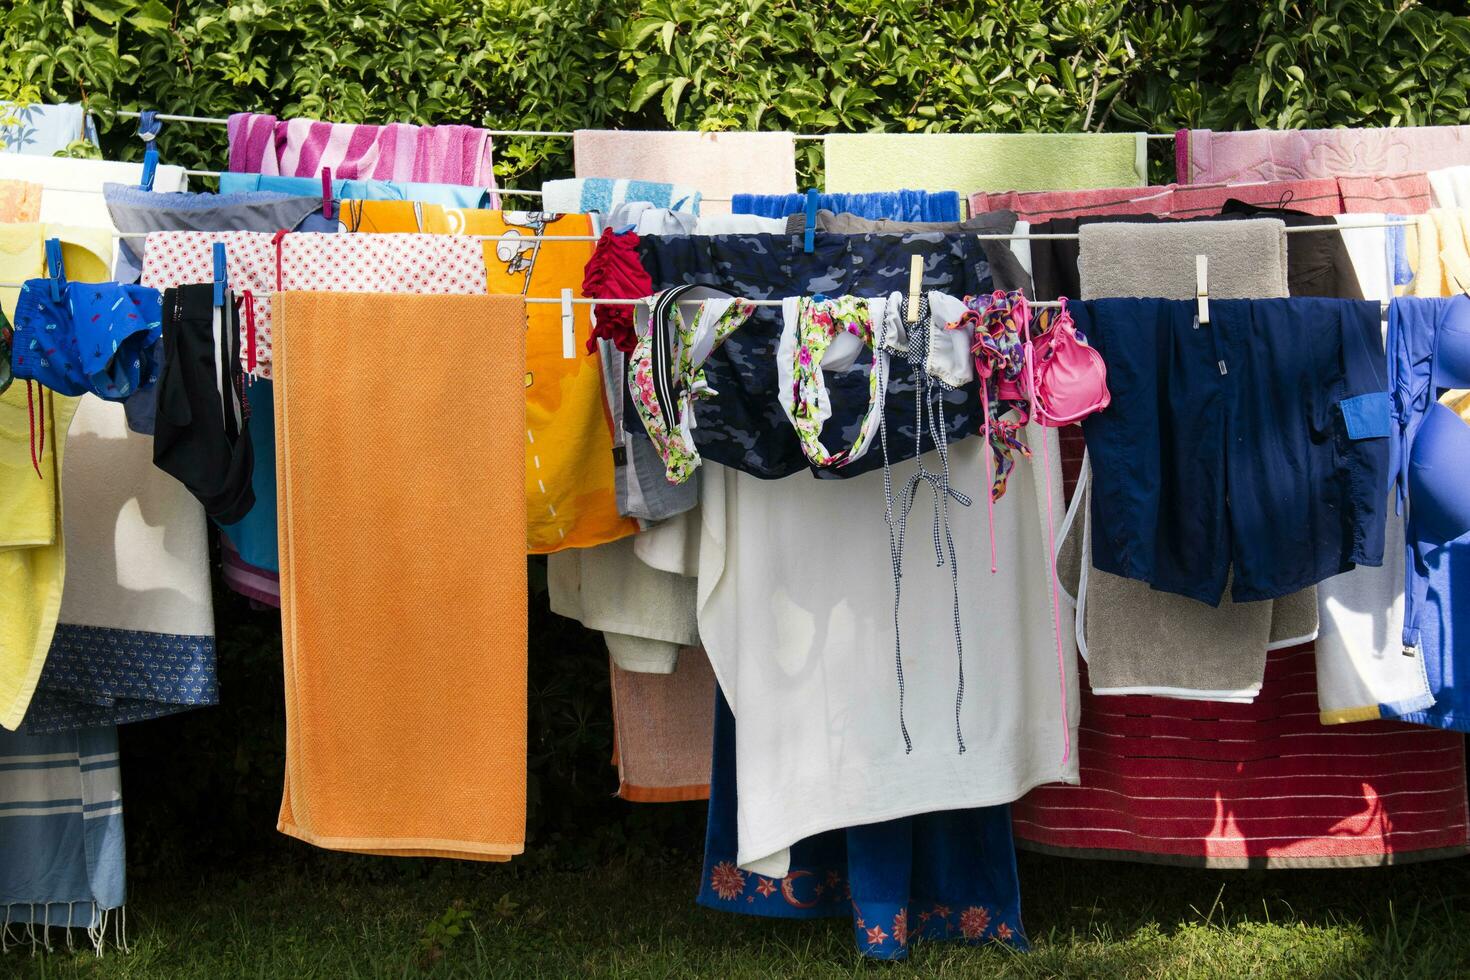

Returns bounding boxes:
[7,0,1470,872]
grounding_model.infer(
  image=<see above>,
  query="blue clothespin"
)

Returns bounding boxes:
[137,110,161,192]
[803,187,819,253]
[212,243,228,309]
[45,237,65,302]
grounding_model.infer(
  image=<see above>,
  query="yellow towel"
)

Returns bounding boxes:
[273,291,528,859]
[341,201,639,552]
[0,223,110,730]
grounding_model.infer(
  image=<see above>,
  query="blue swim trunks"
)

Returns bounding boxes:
[1076,297,1390,605]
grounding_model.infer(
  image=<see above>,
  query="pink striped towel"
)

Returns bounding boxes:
[227,113,496,187]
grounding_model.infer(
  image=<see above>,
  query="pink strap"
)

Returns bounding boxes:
[242,289,258,376]
[271,229,288,292]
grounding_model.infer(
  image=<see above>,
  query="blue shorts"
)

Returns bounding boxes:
[1077,297,1390,605]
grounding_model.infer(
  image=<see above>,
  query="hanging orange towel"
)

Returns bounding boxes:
[0,180,41,222]
[273,290,528,860]
[341,200,639,553]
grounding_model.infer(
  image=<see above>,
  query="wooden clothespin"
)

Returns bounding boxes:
[1195,254,1210,326]
[560,287,576,359]
[906,254,923,322]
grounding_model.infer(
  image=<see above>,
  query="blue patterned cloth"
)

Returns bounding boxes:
[698,691,1027,960]
[542,178,701,214]
[19,626,217,735]
[11,281,162,400]
[0,102,97,156]
[731,190,962,222]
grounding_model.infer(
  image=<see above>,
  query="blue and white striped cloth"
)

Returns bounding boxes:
[0,726,125,949]
[540,178,701,215]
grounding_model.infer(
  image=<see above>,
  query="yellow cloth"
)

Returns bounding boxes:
[0,222,110,729]
[341,201,639,552]
[0,180,41,222]
[1441,389,1470,422]
[273,290,528,860]
[1407,208,1470,296]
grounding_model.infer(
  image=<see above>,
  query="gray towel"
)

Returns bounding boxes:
[1078,218,1289,300]
[1056,463,1318,701]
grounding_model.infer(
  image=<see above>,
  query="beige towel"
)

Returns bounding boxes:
[573,130,796,215]
[609,647,714,802]
[1079,219,1289,299]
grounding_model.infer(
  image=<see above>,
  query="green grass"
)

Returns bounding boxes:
[8,849,1470,978]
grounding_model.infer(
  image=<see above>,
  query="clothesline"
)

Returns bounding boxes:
[112,110,1181,141]
[108,219,1415,243]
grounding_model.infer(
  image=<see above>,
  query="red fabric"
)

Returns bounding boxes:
[1013,427,1470,866]
[581,228,650,354]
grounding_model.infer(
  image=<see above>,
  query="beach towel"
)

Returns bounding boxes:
[0,102,96,156]
[19,395,216,734]
[824,133,1147,195]
[339,202,638,551]
[1178,126,1470,184]
[0,155,186,231]
[0,725,124,946]
[273,291,527,859]
[573,130,797,215]
[226,112,497,188]
[140,231,490,380]
[0,224,111,732]
[541,178,701,215]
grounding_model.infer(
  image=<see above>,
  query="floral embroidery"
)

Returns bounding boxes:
[708,861,746,901]
[629,294,756,484]
[754,877,778,898]
[781,295,889,469]
[864,923,888,946]
[995,921,1014,942]
[959,905,992,939]
[891,909,909,947]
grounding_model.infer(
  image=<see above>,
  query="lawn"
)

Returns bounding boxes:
[8,847,1470,978]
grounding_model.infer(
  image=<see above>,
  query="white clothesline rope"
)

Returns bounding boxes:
[108,219,1416,244]
[114,111,1180,140]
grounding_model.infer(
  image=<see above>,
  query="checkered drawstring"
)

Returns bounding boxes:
[880,293,972,754]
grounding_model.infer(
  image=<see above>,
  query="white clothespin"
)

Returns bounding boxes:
[906,254,923,322]
[560,287,576,359]
[1195,254,1210,326]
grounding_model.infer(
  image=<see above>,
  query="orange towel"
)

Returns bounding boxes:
[272,291,527,860]
[0,180,41,222]
[341,200,639,553]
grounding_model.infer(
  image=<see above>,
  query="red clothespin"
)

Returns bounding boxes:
[321,167,333,220]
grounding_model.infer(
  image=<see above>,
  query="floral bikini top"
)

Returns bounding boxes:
[628,285,757,484]
[777,294,895,469]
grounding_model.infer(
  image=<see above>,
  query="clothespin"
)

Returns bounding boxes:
[321,168,333,220]
[1195,254,1210,326]
[212,243,228,309]
[560,287,576,360]
[906,254,923,323]
[44,237,65,302]
[803,188,818,254]
[136,110,160,192]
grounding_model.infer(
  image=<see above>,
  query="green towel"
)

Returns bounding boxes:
[823,133,1148,195]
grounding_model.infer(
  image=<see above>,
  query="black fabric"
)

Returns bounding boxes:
[153,284,255,524]
[1028,209,1365,302]
[633,232,1018,480]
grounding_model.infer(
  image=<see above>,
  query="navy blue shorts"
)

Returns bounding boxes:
[1077,297,1390,605]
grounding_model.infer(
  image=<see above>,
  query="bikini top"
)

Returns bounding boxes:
[777,294,894,469]
[627,285,757,484]
[11,279,163,400]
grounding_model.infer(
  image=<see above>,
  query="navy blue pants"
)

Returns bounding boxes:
[1077,297,1390,605]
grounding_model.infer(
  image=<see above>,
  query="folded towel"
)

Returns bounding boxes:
[1078,218,1289,300]
[20,395,216,734]
[1429,167,1470,208]
[609,647,715,802]
[273,291,527,859]
[732,190,962,222]
[573,130,796,216]
[1178,126,1470,184]
[824,133,1147,195]
[227,112,497,188]
[541,177,701,215]
[0,102,96,156]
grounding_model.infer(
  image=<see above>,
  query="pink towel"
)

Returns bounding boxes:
[227,113,496,187]
[572,130,796,215]
[1177,126,1470,184]
[971,175,1433,220]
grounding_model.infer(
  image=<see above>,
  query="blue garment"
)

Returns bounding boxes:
[543,177,701,214]
[1385,296,1470,731]
[699,691,1026,960]
[20,626,218,735]
[0,726,124,931]
[11,281,162,400]
[0,102,97,156]
[1078,297,1390,605]
[217,378,279,572]
[217,172,492,209]
[732,190,962,223]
